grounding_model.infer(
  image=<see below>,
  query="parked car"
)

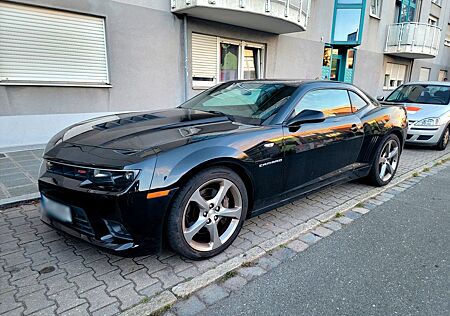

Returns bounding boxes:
[382,81,450,150]
[39,80,407,259]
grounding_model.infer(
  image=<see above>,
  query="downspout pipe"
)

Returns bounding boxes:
[183,14,189,101]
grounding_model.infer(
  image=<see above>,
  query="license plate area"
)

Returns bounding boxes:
[41,195,72,224]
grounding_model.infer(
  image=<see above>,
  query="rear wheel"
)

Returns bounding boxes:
[436,126,449,151]
[366,134,401,187]
[167,167,248,259]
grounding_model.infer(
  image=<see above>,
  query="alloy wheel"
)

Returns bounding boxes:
[378,139,399,182]
[182,178,242,252]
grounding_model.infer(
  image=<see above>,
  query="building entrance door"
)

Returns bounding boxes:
[330,54,342,81]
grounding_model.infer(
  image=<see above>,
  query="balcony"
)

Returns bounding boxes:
[385,22,442,59]
[171,0,311,34]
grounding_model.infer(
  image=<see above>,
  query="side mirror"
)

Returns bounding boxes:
[287,109,326,127]
[376,95,385,101]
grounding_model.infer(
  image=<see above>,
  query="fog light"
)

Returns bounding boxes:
[104,220,133,241]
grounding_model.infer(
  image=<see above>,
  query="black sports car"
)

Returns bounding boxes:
[39,80,407,259]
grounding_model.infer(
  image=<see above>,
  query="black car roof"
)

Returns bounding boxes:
[227,79,356,88]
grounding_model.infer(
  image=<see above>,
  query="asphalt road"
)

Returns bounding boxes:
[200,166,450,316]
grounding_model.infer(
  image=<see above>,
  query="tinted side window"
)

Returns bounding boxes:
[348,91,368,112]
[294,89,352,117]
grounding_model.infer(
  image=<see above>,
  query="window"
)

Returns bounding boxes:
[428,15,439,26]
[349,91,368,112]
[332,0,365,44]
[370,0,383,17]
[384,63,407,90]
[191,33,264,89]
[419,68,430,81]
[294,89,352,117]
[445,24,450,46]
[0,2,109,85]
[438,70,448,81]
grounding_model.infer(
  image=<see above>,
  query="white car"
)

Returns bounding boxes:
[383,81,450,150]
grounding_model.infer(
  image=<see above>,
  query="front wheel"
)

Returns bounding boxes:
[366,134,401,187]
[167,167,248,259]
[436,126,449,151]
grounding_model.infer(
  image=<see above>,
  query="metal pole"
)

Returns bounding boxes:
[183,15,189,101]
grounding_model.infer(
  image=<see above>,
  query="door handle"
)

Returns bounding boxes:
[350,124,359,133]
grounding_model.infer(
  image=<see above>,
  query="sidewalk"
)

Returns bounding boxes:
[0,148,43,206]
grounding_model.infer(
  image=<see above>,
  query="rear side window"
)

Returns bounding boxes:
[293,89,352,117]
[348,91,368,112]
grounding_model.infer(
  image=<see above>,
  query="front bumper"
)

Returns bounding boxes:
[406,124,446,146]
[38,175,175,256]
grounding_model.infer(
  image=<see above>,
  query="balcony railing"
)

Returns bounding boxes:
[385,22,442,59]
[171,0,311,34]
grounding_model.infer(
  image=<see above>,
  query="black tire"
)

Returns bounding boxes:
[366,134,401,187]
[167,167,248,260]
[436,126,449,151]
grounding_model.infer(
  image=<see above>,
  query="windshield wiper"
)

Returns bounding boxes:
[202,110,235,120]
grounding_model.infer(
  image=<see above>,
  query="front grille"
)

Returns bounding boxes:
[417,135,433,141]
[71,207,95,236]
[47,161,90,181]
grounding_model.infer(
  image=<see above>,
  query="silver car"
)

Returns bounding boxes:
[383,81,450,150]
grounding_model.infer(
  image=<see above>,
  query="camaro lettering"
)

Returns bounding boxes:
[259,159,283,168]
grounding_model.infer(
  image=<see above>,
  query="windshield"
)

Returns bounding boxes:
[180,82,298,124]
[386,84,450,105]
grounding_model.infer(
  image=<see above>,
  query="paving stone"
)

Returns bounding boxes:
[11,274,46,298]
[237,266,266,281]
[344,210,362,220]
[173,295,206,316]
[79,285,117,313]
[299,232,322,245]
[110,283,143,311]
[125,268,159,291]
[41,273,75,296]
[352,207,370,214]
[60,259,92,279]
[98,269,132,293]
[71,271,103,294]
[256,254,282,271]
[0,290,22,314]
[152,267,184,289]
[19,288,54,315]
[311,226,333,238]
[59,303,90,316]
[270,247,296,261]
[91,302,121,316]
[286,239,309,252]
[50,287,87,314]
[323,220,343,231]
[112,257,144,275]
[221,275,247,292]
[335,216,353,225]
[196,283,229,306]
[28,305,57,316]
[138,281,163,298]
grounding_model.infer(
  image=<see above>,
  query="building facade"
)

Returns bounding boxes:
[0,0,449,149]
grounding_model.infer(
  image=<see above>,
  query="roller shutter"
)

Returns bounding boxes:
[191,33,217,89]
[0,2,109,84]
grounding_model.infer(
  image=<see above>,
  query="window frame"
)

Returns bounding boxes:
[384,62,408,91]
[369,0,383,18]
[217,38,265,84]
[0,2,110,87]
[347,89,370,113]
[331,0,367,45]
[288,88,355,120]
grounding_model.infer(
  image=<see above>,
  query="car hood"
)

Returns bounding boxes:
[400,103,449,120]
[54,108,244,152]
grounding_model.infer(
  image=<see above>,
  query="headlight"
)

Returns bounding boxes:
[414,118,441,126]
[45,160,140,192]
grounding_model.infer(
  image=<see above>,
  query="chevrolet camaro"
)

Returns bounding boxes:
[39,80,407,259]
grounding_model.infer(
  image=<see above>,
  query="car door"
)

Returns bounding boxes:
[282,88,364,192]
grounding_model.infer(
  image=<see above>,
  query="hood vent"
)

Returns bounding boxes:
[94,114,160,130]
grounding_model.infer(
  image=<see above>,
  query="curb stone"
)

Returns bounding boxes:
[121,291,177,316]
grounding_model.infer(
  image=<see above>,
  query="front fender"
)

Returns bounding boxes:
[150,145,253,190]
